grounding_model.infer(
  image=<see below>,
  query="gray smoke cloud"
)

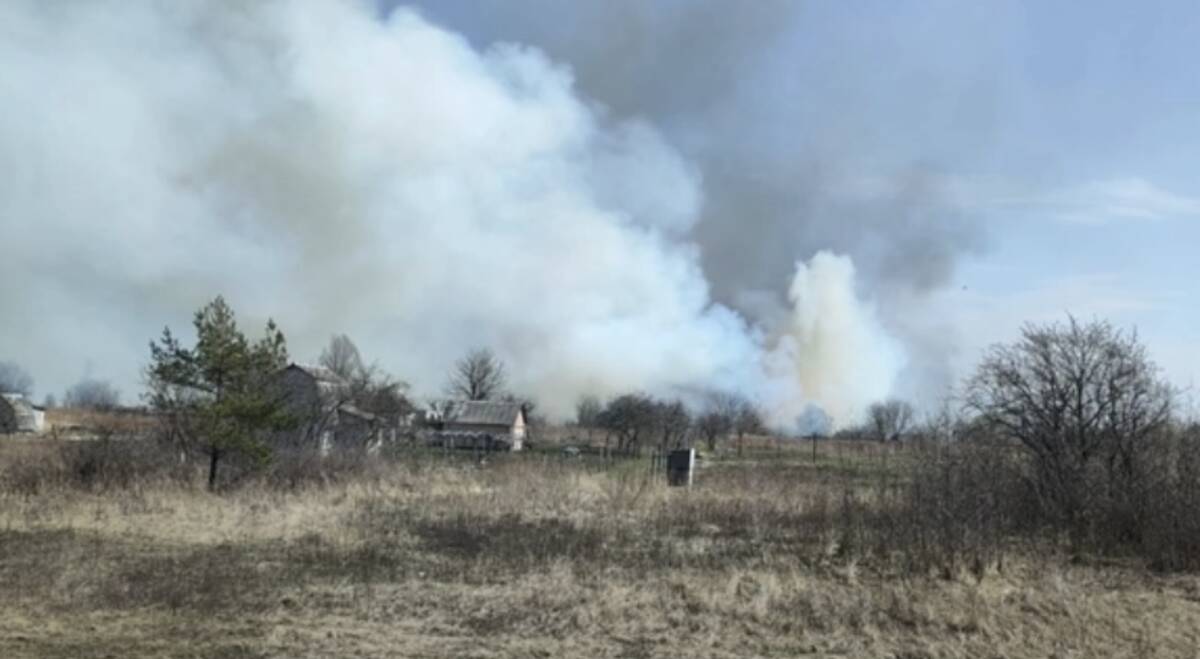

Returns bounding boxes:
[402,0,992,399]
[0,0,971,425]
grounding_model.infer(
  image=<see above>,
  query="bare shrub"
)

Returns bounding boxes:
[0,437,189,494]
[263,447,383,490]
[966,317,1173,533]
[64,436,190,491]
[1129,426,1200,571]
[63,378,121,410]
[880,422,1200,574]
[0,445,68,495]
[867,399,914,443]
[889,442,1027,577]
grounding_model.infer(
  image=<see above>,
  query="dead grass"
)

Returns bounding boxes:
[43,408,157,440]
[1,444,1199,657]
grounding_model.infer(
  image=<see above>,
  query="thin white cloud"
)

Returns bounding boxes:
[986,177,1200,224]
[936,271,1184,387]
[835,173,1200,224]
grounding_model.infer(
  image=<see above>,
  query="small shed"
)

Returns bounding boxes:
[435,400,527,451]
[0,394,45,434]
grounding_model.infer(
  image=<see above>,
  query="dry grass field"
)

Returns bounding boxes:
[42,408,158,440]
[1,440,1199,658]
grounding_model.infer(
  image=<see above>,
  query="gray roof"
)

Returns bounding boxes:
[445,400,524,426]
[286,363,346,385]
[1,394,37,414]
[1,394,42,432]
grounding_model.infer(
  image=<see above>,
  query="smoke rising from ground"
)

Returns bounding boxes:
[0,0,903,425]
[767,253,904,427]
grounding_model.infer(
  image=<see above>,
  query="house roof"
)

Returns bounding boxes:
[286,363,346,385]
[1,394,36,414]
[0,394,42,432]
[444,400,524,426]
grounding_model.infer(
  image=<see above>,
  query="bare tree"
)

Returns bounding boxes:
[916,397,988,444]
[427,399,460,426]
[312,335,415,445]
[573,394,602,443]
[965,317,1174,524]
[732,395,766,456]
[575,395,602,428]
[651,398,692,452]
[292,353,414,450]
[916,398,962,443]
[64,378,121,410]
[867,399,914,443]
[445,347,506,401]
[696,391,736,452]
[696,409,733,453]
[0,360,33,396]
[597,393,657,455]
[693,392,765,455]
[349,365,414,429]
[319,334,365,381]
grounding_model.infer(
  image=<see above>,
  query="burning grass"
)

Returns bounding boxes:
[1,442,1198,657]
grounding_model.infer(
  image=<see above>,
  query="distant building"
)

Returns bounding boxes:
[430,400,527,451]
[0,394,45,434]
[277,363,379,451]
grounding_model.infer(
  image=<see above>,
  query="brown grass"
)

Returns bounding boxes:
[42,407,157,440]
[1,442,1198,658]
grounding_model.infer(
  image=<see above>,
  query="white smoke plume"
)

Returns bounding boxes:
[766,253,905,427]
[0,0,902,425]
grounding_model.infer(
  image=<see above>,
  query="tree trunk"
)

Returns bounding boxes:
[207,448,221,491]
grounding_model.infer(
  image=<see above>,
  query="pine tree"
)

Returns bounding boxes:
[147,296,292,489]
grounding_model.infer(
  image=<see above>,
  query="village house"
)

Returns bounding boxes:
[277,363,380,451]
[0,393,46,434]
[430,400,527,451]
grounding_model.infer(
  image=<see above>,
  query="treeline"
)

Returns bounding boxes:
[572,391,766,456]
[0,360,123,411]
[4,298,1200,573]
